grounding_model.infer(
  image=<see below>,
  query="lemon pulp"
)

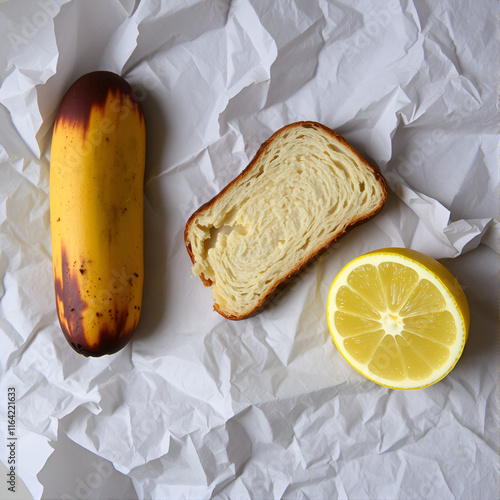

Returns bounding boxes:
[327,248,469,390]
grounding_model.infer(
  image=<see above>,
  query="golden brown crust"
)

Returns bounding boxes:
[184,121,387,320]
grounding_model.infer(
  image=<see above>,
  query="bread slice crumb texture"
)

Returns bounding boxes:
[186,122,387,319]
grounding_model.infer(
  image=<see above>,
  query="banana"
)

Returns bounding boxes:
[50,71,146,356]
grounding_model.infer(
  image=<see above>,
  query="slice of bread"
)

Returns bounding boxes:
[184,121,387,320]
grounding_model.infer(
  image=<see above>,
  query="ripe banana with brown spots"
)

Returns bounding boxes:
[50,71,146,356]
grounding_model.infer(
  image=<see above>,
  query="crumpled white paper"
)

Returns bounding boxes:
[0,0,498,498]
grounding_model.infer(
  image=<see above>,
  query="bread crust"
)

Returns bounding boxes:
[184,121,387,320]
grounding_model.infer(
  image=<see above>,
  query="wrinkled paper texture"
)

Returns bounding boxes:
[0,0,498,498]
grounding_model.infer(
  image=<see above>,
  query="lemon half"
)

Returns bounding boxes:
[327,248,470,390]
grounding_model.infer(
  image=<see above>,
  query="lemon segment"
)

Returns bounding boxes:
[403,311,457,345]
[368,335,407,381]
[378,261,419,312]
[399,279,446,317]
[334,312,382,337]
[336,286,381,320]
[343,330,385,364]
[346,264,386,310]
[327,248,469,390]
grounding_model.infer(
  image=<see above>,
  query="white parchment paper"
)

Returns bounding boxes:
[0,0,498,498]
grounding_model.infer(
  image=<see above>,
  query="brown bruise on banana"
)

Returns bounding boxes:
[54,246,88,352]
[53,71,143,140]
[53,244,141,357]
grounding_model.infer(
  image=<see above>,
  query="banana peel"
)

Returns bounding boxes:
[50,71,146,356]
